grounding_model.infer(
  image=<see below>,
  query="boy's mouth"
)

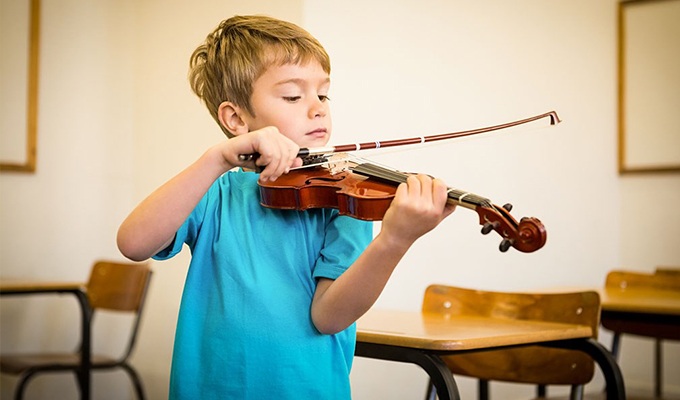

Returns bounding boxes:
[306,128,328,138]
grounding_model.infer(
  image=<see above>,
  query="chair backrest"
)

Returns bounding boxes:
[422,284,600,385]
[655,266,680,277]
[86,260,152,311]
[86,260,152,361]
[606,270,680,291]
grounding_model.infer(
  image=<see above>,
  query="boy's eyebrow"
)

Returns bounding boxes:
[275,77,331,87]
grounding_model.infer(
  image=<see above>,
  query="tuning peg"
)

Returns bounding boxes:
[502,203,513,212]
[481,221,499,235]
[499,238,514,252]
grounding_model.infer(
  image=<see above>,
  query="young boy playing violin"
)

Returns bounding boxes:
[117,15,454,399]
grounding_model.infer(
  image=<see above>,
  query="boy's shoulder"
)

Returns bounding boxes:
[217,168,257,185]
[199,169,259,204]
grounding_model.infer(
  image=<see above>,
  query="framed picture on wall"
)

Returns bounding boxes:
[618,0,680,174]
[0,0,40,173]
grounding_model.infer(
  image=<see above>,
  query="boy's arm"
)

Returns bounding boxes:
[117,148,228,261]
[311,174,455,334]
[117,127,301,261]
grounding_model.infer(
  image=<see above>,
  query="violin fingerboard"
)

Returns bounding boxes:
[352,163,492,209]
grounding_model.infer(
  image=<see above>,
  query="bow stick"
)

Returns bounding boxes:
[239,110,561,162]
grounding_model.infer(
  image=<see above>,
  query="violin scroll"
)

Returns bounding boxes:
[477,204,547,253]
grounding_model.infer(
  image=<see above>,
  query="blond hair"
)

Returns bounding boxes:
[189,15,331,137]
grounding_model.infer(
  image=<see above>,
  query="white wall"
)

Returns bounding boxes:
[1,0,678,399]
[1,0,140,398]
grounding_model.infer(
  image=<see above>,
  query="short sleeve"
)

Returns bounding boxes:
[152,186,210,261]
[313,214,373,280]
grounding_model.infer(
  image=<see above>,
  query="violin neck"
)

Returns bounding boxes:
[351,163,490,210]
[445,188,491,210]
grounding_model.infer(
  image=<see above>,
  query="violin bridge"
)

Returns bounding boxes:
[325,153,355,175]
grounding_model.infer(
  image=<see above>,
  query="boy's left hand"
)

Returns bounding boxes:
[380,174,455,247]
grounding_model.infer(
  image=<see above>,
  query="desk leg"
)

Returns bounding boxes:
[540,338,625,400]
[654,338,662,399]
[355,342,460,400]
[74,291,92,400]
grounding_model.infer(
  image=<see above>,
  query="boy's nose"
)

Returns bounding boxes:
[309,99,327,119]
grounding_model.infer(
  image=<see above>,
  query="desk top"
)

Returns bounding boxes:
[0,281,84,293]
[600,287,680,316]
[356,309,592,351]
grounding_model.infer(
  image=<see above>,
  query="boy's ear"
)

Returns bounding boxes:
[218,101,249,136]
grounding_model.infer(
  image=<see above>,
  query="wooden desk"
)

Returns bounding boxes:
[1,281,92,400]
[355,309,625,400]
[600,287,680,331]
[601,270,680,337]
[600,286,680,397]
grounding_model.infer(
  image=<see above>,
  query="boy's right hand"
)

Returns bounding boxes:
[219,126,303,182]
[118,126,302,261]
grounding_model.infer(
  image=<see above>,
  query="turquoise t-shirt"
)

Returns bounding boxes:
[154,170,373,399]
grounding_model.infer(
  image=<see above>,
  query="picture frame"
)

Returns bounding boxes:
[618,0,680,174]
[0,0,40,173]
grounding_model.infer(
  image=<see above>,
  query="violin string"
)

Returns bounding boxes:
[291,149,501,214]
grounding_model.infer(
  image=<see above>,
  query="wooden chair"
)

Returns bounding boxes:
[602,269,680,399]
[0,260,152,399]
[422,284,601,400]
[654,266,680,277]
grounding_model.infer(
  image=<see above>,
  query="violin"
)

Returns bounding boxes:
[246,111,559,253]
[258,158,547,253]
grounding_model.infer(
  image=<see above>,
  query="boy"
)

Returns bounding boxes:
[117,15,453,399]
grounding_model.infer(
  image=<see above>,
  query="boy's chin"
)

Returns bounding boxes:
[303,135,331,148]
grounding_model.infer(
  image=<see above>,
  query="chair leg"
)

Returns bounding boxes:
[425,380,437,400]
[606,332,622,396]
[537,384,547,398]
[13,368,84,400]
[14,370,39,400]
[120,363,146,400]
[478,379,489,400]
[655,338,662,399]
[569,384,584,400]
[610,332,621,359]
[424,378,436,400]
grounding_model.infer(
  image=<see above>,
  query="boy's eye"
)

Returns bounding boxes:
[281,95,330,103]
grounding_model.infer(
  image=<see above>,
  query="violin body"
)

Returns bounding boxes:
[258,163,547,253]
[259,166,395,221]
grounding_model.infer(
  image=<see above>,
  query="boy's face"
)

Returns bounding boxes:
[243,61,332,148]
